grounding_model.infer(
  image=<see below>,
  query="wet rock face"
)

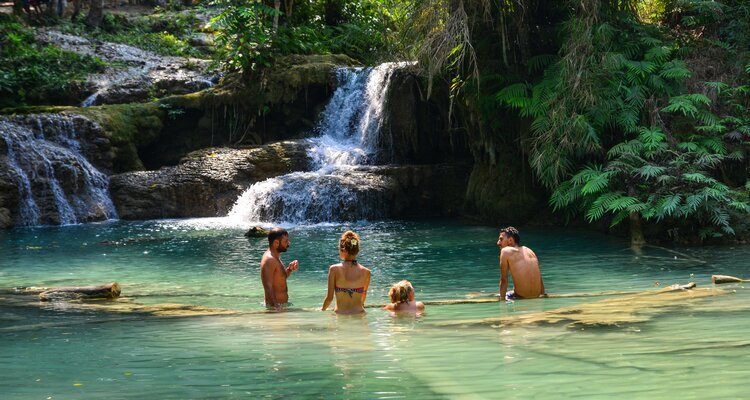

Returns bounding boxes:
[367,164,471,218]
[377,70,470,165]
[6,113,114,172]
[109,141,312,220]
[464,160,545,224]
[0,164,18,228]
[0,115,117,227]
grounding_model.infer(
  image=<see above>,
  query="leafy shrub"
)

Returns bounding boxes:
[0,16,105,108]
[60,11,205,58]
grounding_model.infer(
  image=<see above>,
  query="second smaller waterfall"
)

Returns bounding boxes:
[0,115,118,226]
[228,62,411,224]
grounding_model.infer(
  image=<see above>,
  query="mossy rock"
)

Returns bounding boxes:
[75,103,166,172]
[464,160,545,224]
[245,226,269,238]
[0,208,11,229]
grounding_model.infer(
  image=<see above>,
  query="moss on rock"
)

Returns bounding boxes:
[75,103,166,172]
[464,159,545,224]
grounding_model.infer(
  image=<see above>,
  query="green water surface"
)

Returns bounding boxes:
[1,219,749,399]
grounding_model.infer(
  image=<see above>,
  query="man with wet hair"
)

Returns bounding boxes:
[497,226,545,300]
[260,227,299,309]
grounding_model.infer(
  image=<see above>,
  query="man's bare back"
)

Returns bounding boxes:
[498,227,545,299]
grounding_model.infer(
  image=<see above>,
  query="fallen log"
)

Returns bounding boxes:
[712,275,748,284]
[36,282,121,301]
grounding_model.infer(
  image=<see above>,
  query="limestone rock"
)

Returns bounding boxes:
[368,164,471,218]
[109,141,311,220]
[245,226,269,238]
[0,208,11,228]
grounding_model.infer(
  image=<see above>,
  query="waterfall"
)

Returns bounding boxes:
[228,62,412,224]
[0,116,118,226]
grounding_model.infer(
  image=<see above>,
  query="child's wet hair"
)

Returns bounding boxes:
[389,280,414,304]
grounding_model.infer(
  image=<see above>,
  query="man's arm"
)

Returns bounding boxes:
[499,249,510,299]
[261,259,279,306]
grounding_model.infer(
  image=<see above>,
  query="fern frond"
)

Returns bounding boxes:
[659,60,691,79]
[656,194,682,219]
[662,95,698,117]
[527,54,559,73]
[645,46,671,63]
[495,83,531,110]
[636,164,666,179]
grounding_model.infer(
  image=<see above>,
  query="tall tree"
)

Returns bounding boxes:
[86,0,103,27]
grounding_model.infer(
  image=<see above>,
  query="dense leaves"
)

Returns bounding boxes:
[208,0,408,72]
[0,15,105,108]
[489,0,750,240]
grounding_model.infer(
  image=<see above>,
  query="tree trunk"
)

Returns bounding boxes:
[629,212,646,246]
[284,0,293,18]
[13,0,24,15]
[72,0,83,20]
[324,0,343,26]
[86,0,103,27]
[46,0,58,17]
[273,0,280,33]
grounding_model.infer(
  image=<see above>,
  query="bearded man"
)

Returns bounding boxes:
[260,227,299,308]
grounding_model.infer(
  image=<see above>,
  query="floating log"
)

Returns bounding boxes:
[712,275,748,284]
[38,282,121,301]
[438,283,731,329]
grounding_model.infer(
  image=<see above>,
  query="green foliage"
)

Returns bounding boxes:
[494,0,750,239]
[60,11,204,58]
[0,16,105,108]
[208,0,408,73]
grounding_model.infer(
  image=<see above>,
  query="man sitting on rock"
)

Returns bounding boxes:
[260,227,299,309]
[497,226,545,300]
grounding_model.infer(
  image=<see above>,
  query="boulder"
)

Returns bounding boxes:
[0,208,11,228]
[245,226,269,238]
[109,140,311,220]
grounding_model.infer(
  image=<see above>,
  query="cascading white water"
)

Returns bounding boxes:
[0,116,118,226]
[228,62,412,224]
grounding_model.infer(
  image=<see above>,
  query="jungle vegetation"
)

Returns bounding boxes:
[4,0,749,243]
[208,0,750,243]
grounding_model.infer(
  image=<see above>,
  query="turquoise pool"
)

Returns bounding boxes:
[1,219,749,398]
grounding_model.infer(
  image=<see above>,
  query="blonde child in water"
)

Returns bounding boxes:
[383,280,425,313]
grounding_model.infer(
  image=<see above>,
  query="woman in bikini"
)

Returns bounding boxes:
[383,280,425,313]
[322,230,371,314]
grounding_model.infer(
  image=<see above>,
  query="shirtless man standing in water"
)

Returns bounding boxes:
[260,227,299,309]
[498,226,545,300]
